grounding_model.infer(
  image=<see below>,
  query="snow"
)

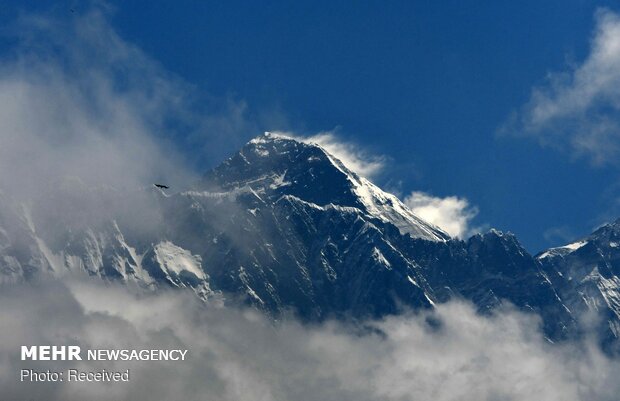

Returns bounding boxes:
[154,241,205,280]
[538,240,588,259]
[424,292,436,306]
[217,133,448,242]
[309,143,449,241]
[269,171,291,189]
[254,147,270,157]
[310,144,449,241]
[372,247,391,268]
[351,176,449,241]
[237,265,265,305]
[537,250,555,259]
[563,240,587,251]
[278,194,366,217]
[594,273,620,317]
[182,190,244,199]
[35,236,63,273]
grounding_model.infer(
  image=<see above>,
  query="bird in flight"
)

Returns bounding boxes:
[154,184,170,189]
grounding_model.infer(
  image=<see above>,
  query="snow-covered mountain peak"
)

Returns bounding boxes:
[201,133,449,241]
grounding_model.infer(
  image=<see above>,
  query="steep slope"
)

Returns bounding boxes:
[538,220,620,345]
[200,133,450,242]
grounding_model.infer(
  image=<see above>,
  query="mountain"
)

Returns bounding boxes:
[200,133,450,242]
[0,132,617,346]
[538,220,620,349]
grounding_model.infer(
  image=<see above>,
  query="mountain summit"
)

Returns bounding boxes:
[200,133,449,242]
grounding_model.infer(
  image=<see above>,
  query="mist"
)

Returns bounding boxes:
[0,5,271,257]
[0,279,617,401]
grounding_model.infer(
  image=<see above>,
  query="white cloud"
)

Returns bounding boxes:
[271,131,386,179]
[1,279,619,401]
[0,6,264,202]
[0,5,281,257]
[404,191,480,238]
[503,9,620,165]
[0,8,197,198]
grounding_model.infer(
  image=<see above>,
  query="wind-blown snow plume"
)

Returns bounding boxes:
[269,131,386,179]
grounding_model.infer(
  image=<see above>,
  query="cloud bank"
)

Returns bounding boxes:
[0,5,279,248]
[502,9,620,165]
[0,7,198,199]
[0,6,268,204]
[404,191,480,238]
[0,279,618,401]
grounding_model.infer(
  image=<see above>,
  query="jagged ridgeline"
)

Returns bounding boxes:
[2,133,620,349]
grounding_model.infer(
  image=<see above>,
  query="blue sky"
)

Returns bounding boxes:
[2,0,620,251]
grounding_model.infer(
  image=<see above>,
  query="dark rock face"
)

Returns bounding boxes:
[0,133,617,345]
[538,220,620,349]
